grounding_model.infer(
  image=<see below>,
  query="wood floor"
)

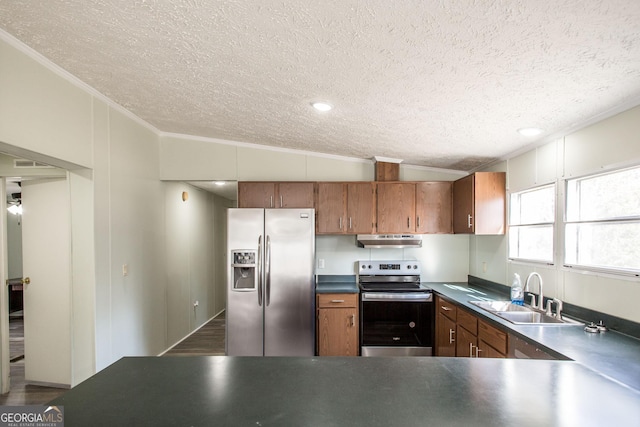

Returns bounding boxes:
[0,311,226,406]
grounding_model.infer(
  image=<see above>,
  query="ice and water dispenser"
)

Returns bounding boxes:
[231,250,257,290]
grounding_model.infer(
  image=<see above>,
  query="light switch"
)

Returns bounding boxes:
[122,264,128,277]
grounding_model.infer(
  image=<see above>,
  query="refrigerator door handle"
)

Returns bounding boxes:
[257,235,263,306]
[265,235,271,306]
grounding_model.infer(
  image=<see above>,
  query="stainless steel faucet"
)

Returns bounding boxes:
[524,272,544,311]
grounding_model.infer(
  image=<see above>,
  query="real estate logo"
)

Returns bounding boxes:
[0,405,64,427]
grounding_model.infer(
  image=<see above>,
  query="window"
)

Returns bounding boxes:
[508,184,555,263]
[565,166,640,275]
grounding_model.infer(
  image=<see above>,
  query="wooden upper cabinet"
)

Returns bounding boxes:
[316,183,347,234]
[277,182,314,208]
[376,183,416,233]
[238,182,276,208]
[415,181,453,234]
[346,182,375,234]
[237,182,314,209]
[453,172,506,235]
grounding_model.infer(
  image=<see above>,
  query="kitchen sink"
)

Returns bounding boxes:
[469,300,581,326]
[468,300,530,312]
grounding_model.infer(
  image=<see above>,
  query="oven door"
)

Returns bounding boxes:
[360,292,434,357]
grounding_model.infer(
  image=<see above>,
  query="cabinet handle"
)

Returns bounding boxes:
[467,214,473,229]
[350,314,355,327]
[330,299,345,303]
[469,343,475,358]
[339,217,342,230]
[417,216,421,228]
[280,195,283,208]
[349,217,352,230]
[441,306,452,311]
[270,196,273,208]
[475,347,482,358]
[449,329,455,344]
[407,217,410,229]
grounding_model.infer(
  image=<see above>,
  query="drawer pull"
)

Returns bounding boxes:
[331,299,345,303]
[441,306,452,311]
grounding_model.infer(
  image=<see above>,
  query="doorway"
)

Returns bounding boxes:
[0,164,70,404]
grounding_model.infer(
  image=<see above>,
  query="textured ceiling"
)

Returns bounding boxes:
[1,1,640,171]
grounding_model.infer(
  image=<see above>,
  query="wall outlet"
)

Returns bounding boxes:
[318,259,325,269]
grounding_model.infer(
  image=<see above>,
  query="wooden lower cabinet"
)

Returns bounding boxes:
[316,293,359,356]
[435,295,507,358]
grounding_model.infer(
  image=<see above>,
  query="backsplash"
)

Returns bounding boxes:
[315,234,470,282]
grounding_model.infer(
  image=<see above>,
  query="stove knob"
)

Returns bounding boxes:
[368,265,372,269]
[413,264,418,270]
[361,265,366,269]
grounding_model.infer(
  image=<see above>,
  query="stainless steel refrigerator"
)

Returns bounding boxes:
[226,208,316,356]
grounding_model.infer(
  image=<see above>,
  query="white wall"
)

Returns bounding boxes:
[472,105,640,323]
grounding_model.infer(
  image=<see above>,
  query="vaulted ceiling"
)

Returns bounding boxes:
[1,1,640,171]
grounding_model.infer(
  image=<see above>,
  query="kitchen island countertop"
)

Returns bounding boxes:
[50,356,639,426]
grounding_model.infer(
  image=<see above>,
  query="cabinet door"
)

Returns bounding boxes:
[277,182,315,208]
[376,183,416,233]
[416,182,452,234]
[316,183,346,234]
[452,175,474,233]
[436,312,456,357]
[473,172,506,235]
[317,308,358,356]
[346,182,375,234]
[456,326,477,358]
[238,182,276,208]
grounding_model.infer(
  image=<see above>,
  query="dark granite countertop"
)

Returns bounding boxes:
[316,275,359,293]
[50,356,639,426]
[428,282,640,393]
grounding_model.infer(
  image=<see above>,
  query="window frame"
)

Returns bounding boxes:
[508,183,556,265]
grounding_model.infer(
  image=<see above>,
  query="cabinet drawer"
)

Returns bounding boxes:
[478,319,507,355]
[456,308,477,336]
[317,293,358,308]
[437,296,457,321]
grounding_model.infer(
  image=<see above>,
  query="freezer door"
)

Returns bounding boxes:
[226,208,265,356]
[264,209,316,356]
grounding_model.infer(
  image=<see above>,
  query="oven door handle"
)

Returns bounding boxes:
[362,292,432,302]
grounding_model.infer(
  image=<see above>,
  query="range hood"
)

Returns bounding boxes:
[356,234,422,249]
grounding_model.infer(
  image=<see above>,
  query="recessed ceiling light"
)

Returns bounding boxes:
[311,101,333,112]
[517,127,544,137]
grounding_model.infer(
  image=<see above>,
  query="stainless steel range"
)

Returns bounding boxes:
[358,260,434,357]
